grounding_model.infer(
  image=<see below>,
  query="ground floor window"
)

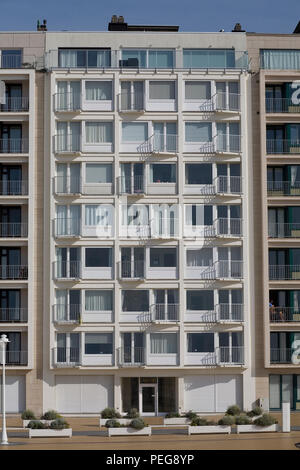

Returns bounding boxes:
[270,374,300,410]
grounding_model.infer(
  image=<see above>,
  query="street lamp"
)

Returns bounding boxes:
[0,334,10,445]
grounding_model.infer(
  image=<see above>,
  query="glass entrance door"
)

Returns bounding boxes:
[140,384,158,416]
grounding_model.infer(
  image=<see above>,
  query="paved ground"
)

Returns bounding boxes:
[0,413,300,450]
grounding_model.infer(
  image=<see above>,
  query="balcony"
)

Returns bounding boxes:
[216,135,241,154]
[138,133,178,157]
[270,307,300,323]
[118,92,144,113]
[53,304,81,324]
[214,92,240,112]
[215,176,242,195]
[119,260,145,280]
[185,304,244,323]
[150,303,179,323]
[214,218,243,237]
[266,140,300,155]
[185,260,243,280]
[0,97,29,112]
[0,53,38,69]
[266,98,300,114]
[0,265,28,280]
[267,181,300,196]
[118,347,145,367]
[0,350,28,365]
[54,261,81,280]
[0,139,29,154]
[54,218,81,238]
[217,346,244,365]
[269,223,300,238]
[54,134,81,154]
[0,308,28,322]
[0,180,28,196]
[118,175,145,195]
[0,223,28,238]
[54,92,82,112]
[54,176,81,195]
[270,348,293,363]
[269,265,300,281]
[53,347,81,367]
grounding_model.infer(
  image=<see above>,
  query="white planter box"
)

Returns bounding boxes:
[107,427,151,436]
[164,418,190,425]
[188,425,231,435]
[100,418,131,426]
[236,424,278,434]
[28,428,72,438]
[23,420,54,428]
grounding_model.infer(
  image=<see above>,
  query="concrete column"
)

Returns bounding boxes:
[282,402,291,433]
[114,375,122,414]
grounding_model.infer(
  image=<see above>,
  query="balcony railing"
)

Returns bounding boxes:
[267,140,300,154]
[0,97,29,112]
[53,304,81,323]
[216,134,241,153]
[54,218,81,237]
[269,265,300,280]
[54,134,81,153]
[118,92,144,112]
[54,176,81,195]
[266,98,300,113]
[216,303,244,322]
[0,308,28,322]
[53,347,81,366]
[217,346,244,365]
[54,92,82,111]
[138,133,178,156]
[118,347,145,367]
[270,307,300,322]
[0,223,28,237]
[267,181,300,196]
[0,350,28,365]
[150,303,179,322]
[270,348,292,363]
[118,175,145,195]
[151,217,179,238]
[268,223,300,238]
[0,265,28,280]
[119,260,145,280]
[0,139,29,153]
[214,92,240,112]
[191,260,243,280]
[215,176,242,195]
[55,261,81,279]
[0,180,28,195]
[214,218,243,237]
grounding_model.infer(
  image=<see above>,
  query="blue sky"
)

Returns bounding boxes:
[0,0,299,33]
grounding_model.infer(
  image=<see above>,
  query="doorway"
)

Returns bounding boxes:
[139,384,158,416]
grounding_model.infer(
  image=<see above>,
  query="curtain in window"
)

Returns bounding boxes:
[56,122,67,151]
[122,122,147,142]
[70,122,81,150]
[185,81,211,100]
[185,205,206,226]
[261,50,300,70]
[85,205,111,226]
[122,50,147,67]
[85,164,112,184]
[57,82,68,110]
[123,205,149,226]
[70,205,80,235]
[59,50,77,67]
[186,248,213,267]
[85,122,112,143]
[56,164,67,193]
[149,81,175,99]
[85,290,112,311]
[185,122,212,142]
[69,81,81,109]
[150,333,177,354]
[148,50,174,68]
[56,290,67,320]
[85,81,112,100]
[56,205,67,235]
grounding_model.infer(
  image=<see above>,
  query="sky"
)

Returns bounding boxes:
[0,0,299,34]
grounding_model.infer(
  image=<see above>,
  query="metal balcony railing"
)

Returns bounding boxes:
[54,134,81,153]
[118,91,144,112]
[54,176,82,195]
[0,180,28,195]
[270,348,292,363]
[0,53,40,69]
[215,260,243,279]
[214,92,240,112]
[268,223,300,238]
[119,260,145,280]
[150,303,179,322]
[267,181,300,196]
[118,175,145,195]
[0,138,29,153]
[217,346,244,364]
[138,133,178,156]
[0,265,28,280]
[0,308,28,322]
[266,139,300,154]
[0,223,28,238]
[0,97,29,112]
[54,92,82,111]
[216,134,241,153]
[270,307,300,322]
[118,347,145,366]
[53,304,81,323]
[269,265,300,280]
[54,218,81,237]
[216,303,244,322]
[151,217,179,238]
[214,176,242,195]
[214,218,243,237]
[0,350,28,365]
[266,98,300,113]
[55,261,81,279]
[53,347,81,366]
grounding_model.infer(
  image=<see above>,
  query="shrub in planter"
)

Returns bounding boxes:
[165,412,181,418]
[105,419,121,428]
[247,406,263,418]
[218,415,235,426]
[184,410,198,420]
[101,407,122,419]
[225,405,241,416]
[125,408,140,419]
[190,417,213,426]
[21,409,36,420]
[50,418,70,430]
[254,413,277,427]
[130,418,146,430]
[27,420,47,429]
[41,410,62,420]
[235,415,252,425]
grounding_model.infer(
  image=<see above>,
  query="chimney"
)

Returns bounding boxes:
[37,19,47,31]
[108,15,128,31]
[232,23,245,32]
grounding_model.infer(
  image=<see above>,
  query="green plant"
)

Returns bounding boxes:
[165,412,181,418]
[101,407,122,419]
[247,406,263,417]
[235,415,252,425]
[225,405,241,416]
[218,415,235,426]
[21,409,36,420]
[125,408,140,419]
[105,419,121,428]
[130,418,146,430]
[41,410,62,420]
[184,410,198,420]
[27,420,47,429]
[50,418,70,430]
[190,417,211,426]
[254,413,277,427]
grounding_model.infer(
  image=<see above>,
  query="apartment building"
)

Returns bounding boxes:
[40,22,255,416]
[247,31,300,412]
[0,32,45,415]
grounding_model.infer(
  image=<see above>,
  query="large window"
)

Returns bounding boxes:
[122,290,149,312]
[185,81,211,100]
[85,164,112,184]
[187,333,214,352]
[185,122,212,142]
[122,122,148,142]
[185,205,213,226]
[122,49,174,68]
[150,333,178,354]
[183,49,235,68]
[85,122,113,143]
[261,50,300,70]
[58,49,111,68]
[186,248,213,267]
[150,164,176,183]
[85,248,112,267]
[185,163,212,185]
[85,81,112,100]
[85,290,113,311]
[187,290,214,310]
[1,50,22,68]
[150,248,177,267]
[149,81,175,100]
[85,333,113,354]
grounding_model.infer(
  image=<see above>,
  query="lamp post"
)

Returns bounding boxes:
[0,334,10,445]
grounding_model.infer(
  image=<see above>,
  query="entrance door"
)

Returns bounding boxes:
[140,384,158,416]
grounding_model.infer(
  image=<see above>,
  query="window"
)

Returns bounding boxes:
[183,49,235,68]
[150,333,177,354]
[186,248,213,267]
[1,50,22,68]
[185,81,211,100]
[185,122,212,142]
[122,122,148,142]
[150,248,177,267]
[185,205,213,226]
[85,205,112,226]
[122,290,149,312]
[85,81,112,100]
[85,290,112,311]
[187,290,214,310]
[261,50,300,70]
[85,164,112,184]
[149,81,175,100]
[85,333,113,354]
[85,122,112,143]
[122,49,174,68]
[122,205,149,226]
[187,333,214,352]
[58,49,111,68]
[85,248,112,267]
[150,164,176,183]
[185,163,212,185]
